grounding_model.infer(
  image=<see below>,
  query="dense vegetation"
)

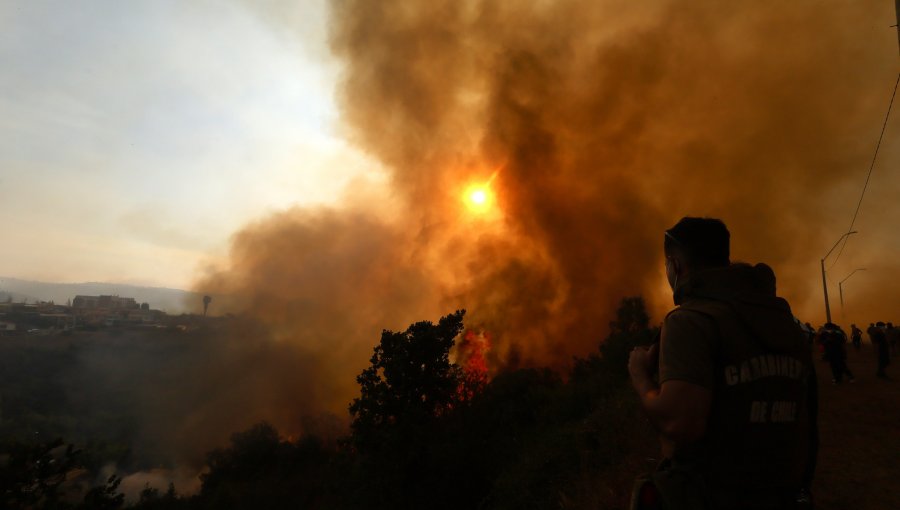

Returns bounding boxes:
[0,298,658,509]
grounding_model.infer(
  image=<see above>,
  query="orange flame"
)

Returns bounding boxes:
[457,329,491,400]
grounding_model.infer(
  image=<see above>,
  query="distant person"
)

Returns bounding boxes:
[887,323,899,358]
[821,323,854,384]
[867,322,879,361]
[813,325,829,361]
[872,322,890,379]
[628,217,816,509]
[802,322,816,346]
[850,324,862,351]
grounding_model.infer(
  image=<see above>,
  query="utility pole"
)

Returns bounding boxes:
[895,0,899,55]
[839,268,866,320]
[821,231,857,324]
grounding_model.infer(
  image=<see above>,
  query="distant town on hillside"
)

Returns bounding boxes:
[0,277,208,336]
[0,291,216,336]
[0,277,195,313]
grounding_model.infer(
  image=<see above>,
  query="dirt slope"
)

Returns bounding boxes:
[814,343,900,509]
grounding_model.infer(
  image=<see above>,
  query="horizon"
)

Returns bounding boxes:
[1,275,190,291]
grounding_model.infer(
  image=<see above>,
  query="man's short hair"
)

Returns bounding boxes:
[664,217,730,268]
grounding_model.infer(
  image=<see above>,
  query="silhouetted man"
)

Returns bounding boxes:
[801,322,816,346]
[813,325,828,361]
[821,323,854,384]
[629,217,816,509]
[867,322,880,363]
[850,324,862,351]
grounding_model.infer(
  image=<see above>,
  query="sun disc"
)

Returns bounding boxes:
[462,180,498,216]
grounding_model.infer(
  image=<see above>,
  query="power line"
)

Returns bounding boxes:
[829,70,900,270]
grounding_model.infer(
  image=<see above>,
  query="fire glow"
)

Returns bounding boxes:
[457,329,491,400]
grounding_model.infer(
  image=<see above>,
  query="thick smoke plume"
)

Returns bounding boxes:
[194,0,900,427]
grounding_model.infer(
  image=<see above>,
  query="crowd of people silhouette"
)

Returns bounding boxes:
[804,321,896,382]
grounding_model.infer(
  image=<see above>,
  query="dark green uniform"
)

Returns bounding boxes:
[659,263,816,507]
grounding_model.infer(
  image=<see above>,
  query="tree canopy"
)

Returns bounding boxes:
[349,310,466,449]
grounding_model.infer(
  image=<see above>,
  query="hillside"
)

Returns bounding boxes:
[0,307,896,508]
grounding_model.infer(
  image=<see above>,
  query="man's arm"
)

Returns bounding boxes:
[629,350,712,443]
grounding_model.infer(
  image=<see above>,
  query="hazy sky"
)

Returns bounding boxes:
[1,0,898,325]
[1,0,381,288]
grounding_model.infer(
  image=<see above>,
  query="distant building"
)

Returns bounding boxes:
[72,295,139,310]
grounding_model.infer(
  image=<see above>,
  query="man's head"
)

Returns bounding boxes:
[876,321,886,328]
[664,217,730,290]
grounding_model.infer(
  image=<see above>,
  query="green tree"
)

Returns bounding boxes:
[0,439,80,509]
[80,474,124,510]
[133,481,178,509]
[201,422,282,492]
[349,310,466,447]
[343,311,468,509]
[197,422,333,510]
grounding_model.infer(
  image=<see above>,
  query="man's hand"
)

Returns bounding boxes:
[628,343,659,387]
[629,342,711,444]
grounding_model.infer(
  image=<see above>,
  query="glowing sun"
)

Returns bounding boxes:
[463,184,493,213]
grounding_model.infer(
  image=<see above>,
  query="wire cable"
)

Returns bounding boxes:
[828,70,900,270]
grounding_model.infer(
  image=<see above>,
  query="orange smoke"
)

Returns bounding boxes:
[191,1,900,433]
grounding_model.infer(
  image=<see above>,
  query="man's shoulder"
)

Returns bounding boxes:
[660,305,719,388]
[666,299,730,323]
[663,304,720,340]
